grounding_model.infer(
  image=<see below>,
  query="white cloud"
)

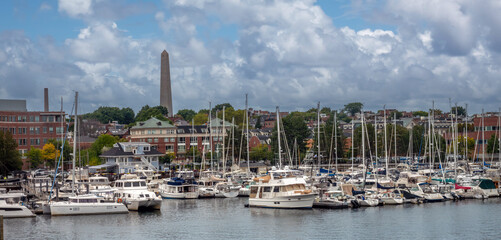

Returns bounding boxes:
[58,0,93,18]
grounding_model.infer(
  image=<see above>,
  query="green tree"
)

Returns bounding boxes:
[458,137,475,159]
[120,107,135,124]
[88,134,120,165]
[344,102,364,116]
[46,139,73,163]
[487,134,499,154]
[271,113,310,164]
[213,103,233,112]
[193,113,209,125]
[177,109,197,122]
[250,144,273,161]
[451,106,466,117]
[135,105,169,122]
[41,143,60,167]
[320,107,331,115]
[315,113,345,164]
[413,111,428,117]
[0,131,22,175]
[81,106,135,124]
[26,147,43,168]
[255,117,262,129]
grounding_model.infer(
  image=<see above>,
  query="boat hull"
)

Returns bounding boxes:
[0,206,35,218]
[160,192,199,199]
[50,203,128,216]
[248,194,316,209]
[124,199,162,211]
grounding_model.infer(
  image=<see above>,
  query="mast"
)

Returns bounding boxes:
[60,97,64,185]
[361,111,366,188]
[465,104,468,162]
[334,111,338,173]
[317,102,321,172]
[222,107,226,175]
[232,117,235,168]
[245,94,250,174]
[394,112,397,168]
[454,103,458,181]
[192,119,195,170]
[351,120,354,171]
[498,107,500,167]
[276,106,282,168]
[482,108,485,167]
[209,101,213,170]
[384,106,388,178]
[374,114,378,177]
[72,91,78,195]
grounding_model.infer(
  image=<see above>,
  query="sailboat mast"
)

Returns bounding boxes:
[209,101,213,170]
[482,108,485,167]
[232,117,235,168]
[351,120,354,171]
[317,102,321,172]
[192,119,195,170]
[454,103,458,180]
[465,104,468,162]
[277,106,282,168]
[60,97,64,186]
[246,94,250,174]
[394,112,397,168]
[498,107,500,167]
[334,111,338,174]
[384,106,388,178]
[222,106,225,175]
[362,111,366,183]
[72,92,78,195]
[374,115,377,176]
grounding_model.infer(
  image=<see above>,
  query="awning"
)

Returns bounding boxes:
[89,163,118,170]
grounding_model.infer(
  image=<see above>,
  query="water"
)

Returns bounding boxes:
[5,198,501,239]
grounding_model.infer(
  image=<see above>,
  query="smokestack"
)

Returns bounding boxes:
[44,88,49,112]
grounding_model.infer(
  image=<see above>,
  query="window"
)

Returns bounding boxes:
[133,182,140,187]
[166,145,174,152]
[147,138,152,143]
[263,187,271,192]
[178,137,185,143]
[124,182,132,187]
[178,129,184,134]
[178,145,186,152]
[18,128,22,134]
[56,127,63,134]
[49,127,54,133]
[48,116,54,122]
[190,137,197,143]
[29,116,34,122]
[170,137,175,142]
[154,138,158,143]
[35,128,40,134]
[164,138,169,142]
[151,130,156,134]
[273,187,280,192]
[35,116,39,122]
[29,127,34,134]
[43,127,47,133]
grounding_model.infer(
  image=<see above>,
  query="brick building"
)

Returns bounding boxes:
[0,98,65,169]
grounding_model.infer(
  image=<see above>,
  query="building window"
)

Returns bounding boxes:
[48,116,54,122]
[170,137,175,142]
[178,129,184,134]
[148,138,152,143]
[178,137,185,143]
[190,137,197,144]
[35,116,39,122]
[30,116,34,122]
[29,127,34,134]
[178,145,186,152]
[49,127,54,133]
[56,127,63,134]
[154,138,159,143]
[141,130,145,135]
[152,130,156,134]
[43,127,47,134]
[166,145,174,152]
[35,128,40,134]
[164,138,169,142]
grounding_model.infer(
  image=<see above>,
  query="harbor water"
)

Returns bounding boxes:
[5,197,501,239]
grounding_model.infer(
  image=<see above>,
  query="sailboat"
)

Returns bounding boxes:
[50,92,128,216]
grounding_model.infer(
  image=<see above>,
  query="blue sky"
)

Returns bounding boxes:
[0,0,500,115]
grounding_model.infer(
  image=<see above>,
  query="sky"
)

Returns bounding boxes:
[1,0,500,115]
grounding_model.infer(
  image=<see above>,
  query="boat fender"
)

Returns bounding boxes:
[118,198,122,203]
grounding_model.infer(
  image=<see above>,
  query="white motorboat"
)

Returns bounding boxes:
[379,192,404,205]
[159,171,199,199]
[214,182,240,198]
[50,194,128,216]
[0,191,35,218]
[113,179,162,211]
[411,183,444,202]
[248,167,316,209]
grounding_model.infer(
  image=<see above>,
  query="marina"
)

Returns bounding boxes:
[4,197,501,239]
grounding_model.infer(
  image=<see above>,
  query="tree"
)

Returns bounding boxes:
[451,106,466,117]
[458,137,475,159]
[255,117,262,129]
[81,106,135,124]
[250,144,273,161]
[271,114,310,164]
[135,105,169,122]
[193,113,208,125]
[213,103,233,112]
[320,107,331,115]
[46,139,73,163]
[87,134,120,166]
[344,102,363,116]
[413,111,428,117]
[159,153,176,165]
[41,143,60,167]
[177,109,197,122]
[0,131,22,175]
[26,147,43,168]
[487,134,499,154]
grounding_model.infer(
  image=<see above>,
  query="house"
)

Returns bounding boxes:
[100,142,164,174]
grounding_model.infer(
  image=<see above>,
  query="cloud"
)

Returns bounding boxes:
[58,0,155,21]
[40,2,52,11]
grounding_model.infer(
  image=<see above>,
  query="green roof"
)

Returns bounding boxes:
[131,117,174,129]
[210,117,234,127]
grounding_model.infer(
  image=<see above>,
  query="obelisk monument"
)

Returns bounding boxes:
[160,50,173,117]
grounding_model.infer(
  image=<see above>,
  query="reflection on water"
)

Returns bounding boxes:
[5,198,501,239]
